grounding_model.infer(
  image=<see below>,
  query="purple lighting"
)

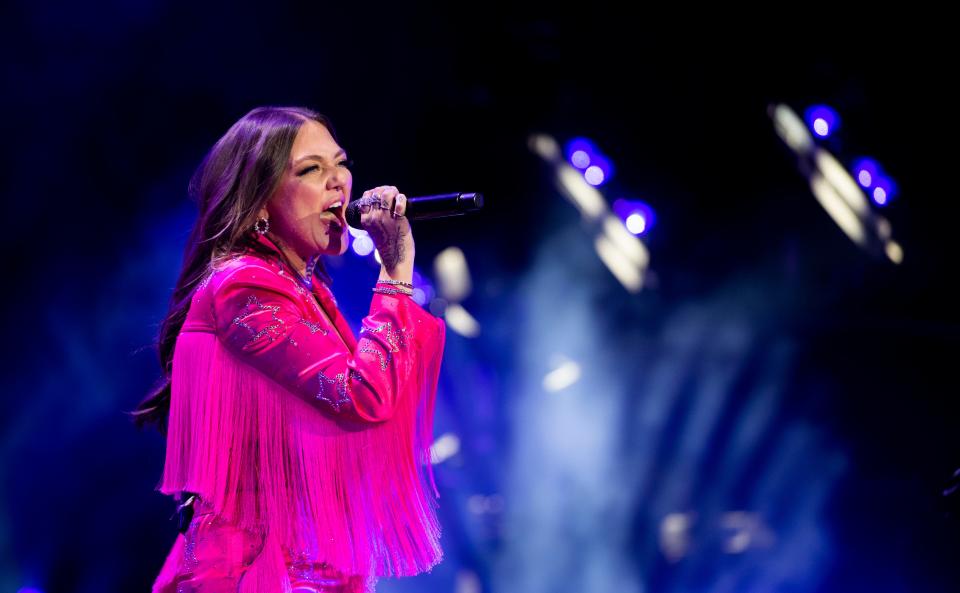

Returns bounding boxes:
[805,105,840,138]
[871,176,897,207]
[853,158,880,189]
[584,166,605,186]
[351,234,375,256]
[585,154,613,186]
[571,150,591,168]
[613,198,656,236]
[566,138,597,170]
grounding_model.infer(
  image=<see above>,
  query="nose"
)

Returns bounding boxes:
[327,166,349,194]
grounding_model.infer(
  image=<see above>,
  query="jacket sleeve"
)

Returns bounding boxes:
[211,263,445,423]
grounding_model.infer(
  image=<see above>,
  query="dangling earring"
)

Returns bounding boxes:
[253,216,270,235]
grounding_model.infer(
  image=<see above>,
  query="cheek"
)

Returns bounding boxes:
[285,184,325,218]
[267,188,295,223]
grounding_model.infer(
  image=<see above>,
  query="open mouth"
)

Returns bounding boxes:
[323,200,345,229]
[324,213,344,231]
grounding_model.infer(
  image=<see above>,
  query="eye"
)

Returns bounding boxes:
[338,159,354,169]
[296,165,319,176]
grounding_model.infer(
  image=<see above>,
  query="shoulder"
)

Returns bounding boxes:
[192,252,300,302]
[203,252,284,291]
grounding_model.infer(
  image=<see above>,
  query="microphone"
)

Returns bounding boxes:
[346,192,483,229]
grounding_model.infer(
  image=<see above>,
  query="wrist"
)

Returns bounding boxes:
[378,266,413,286]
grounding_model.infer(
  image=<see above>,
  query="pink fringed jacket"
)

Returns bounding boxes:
[152,234,445,591]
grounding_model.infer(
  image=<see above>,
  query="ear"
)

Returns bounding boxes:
[257,206,270,220]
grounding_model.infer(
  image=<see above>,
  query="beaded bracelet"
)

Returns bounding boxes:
[372,286,414,296]
[376,279,414,289]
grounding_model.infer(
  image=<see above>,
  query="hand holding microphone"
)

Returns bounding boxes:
[353,186,413,276]
[350,189,484,280]
[347,191,484,229]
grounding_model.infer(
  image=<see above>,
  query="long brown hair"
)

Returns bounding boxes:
[132,106,337,432]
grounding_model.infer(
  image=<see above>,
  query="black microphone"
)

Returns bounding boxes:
[346,192,483,229]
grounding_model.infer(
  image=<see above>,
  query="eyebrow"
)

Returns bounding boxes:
[293,150,347,166]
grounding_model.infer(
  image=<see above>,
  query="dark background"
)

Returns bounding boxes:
[2,4,958,592]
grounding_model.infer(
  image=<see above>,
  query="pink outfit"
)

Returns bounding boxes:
[152,235,445,593]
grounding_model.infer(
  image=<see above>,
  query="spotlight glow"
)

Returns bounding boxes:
[542,358,582,392]
[872,176,897,206]
[813,118,829,136]
[853,158,880,189]
[351,234,374,256]
[571,150,591,169]
[805,105,840,138]
[430,433,460,464]
[614,198,656,236]
[565,138,597,169]
[584,165,605,186]
[809,171,866,246]
[434,246,472,302]
[885,240,904,264]
[625,212,647,235]
[589,154,614,186]
[444,303,481,337]
[771,103,814,155]
[347,226,368,238]
[412,287,427,305]
[873,187,887,205]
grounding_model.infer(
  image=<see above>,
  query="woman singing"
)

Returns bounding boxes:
[133,106,446,592]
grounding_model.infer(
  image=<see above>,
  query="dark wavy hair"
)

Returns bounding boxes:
[131,106,337,433]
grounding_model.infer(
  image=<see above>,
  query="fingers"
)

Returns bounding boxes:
[357,189,377,214]
[358,186,406,218]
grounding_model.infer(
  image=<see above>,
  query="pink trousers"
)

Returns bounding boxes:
[154,499,371,593]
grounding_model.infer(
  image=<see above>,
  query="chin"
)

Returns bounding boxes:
[321,238,348,257]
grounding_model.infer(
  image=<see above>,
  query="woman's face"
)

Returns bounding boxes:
[265,119,352,258]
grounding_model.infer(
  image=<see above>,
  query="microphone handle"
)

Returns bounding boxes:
[346,192,483,228]
[406,192,484,220]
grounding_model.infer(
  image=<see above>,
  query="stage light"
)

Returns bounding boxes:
[584,165,605,185]
[615,198,656,236]
[594,234,643,292]
[571,150,591,169]
[885,240,904,264]
[558,166,606,218]
[444,303,481,337]
[585,154,613,186]
[872,176,897,206]
[625,213,646,235]
[853,158,880,189]
[809,171,866,246]
[351,233,374,256]
[602,214,649,268]
[815,149,869,216]
[805,105,840,138]
[434,246,472,302]
[873,187,887,205]
[542,358,581,392]
[430,433,460,464]
[771,103,814,155]
[566,137,596,169]
[455,570,482,593]
[659,512,695,562]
